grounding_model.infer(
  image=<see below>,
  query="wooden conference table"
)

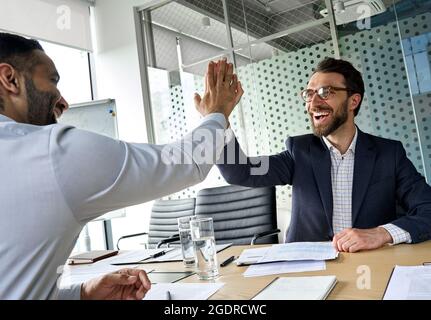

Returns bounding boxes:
[137,241,431,300]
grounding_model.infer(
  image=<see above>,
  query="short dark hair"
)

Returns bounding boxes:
[0,32,44,72]
[313,57,365,116]
[0,33,44,110]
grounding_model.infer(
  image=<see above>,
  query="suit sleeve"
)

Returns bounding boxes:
[391,141,431,243]
[216,128,294,187]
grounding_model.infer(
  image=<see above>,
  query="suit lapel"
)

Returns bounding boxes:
[310,138,333,234]
[352,130,377,226]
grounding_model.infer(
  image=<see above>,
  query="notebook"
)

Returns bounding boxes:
[252,275,337,300]
[68,250,118,265]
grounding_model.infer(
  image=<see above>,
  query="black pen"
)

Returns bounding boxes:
[220,255,235,267]
[152,250,166,258]
[166,290,172,300]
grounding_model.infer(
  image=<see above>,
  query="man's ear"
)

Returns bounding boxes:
[0,63,21,95]
[350,93,362,113]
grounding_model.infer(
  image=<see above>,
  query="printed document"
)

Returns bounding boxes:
[236,242,338,265]
[143,283,224,300]
[243,260,326,277]
[383,265,431,300]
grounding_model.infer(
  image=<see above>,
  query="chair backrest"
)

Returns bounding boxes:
[195,185,278,245]
[147,198,196,248]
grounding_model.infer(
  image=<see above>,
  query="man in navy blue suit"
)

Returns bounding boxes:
[217,57,431,252]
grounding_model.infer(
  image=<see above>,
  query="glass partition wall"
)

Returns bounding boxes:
[136,0,431,239]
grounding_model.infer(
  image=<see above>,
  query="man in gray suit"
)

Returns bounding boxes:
[0,32,242,299]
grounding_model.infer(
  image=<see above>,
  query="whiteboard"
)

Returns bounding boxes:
[58,99,125,220]
[59,99,118,139]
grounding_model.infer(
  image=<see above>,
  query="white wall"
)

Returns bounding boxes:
[92,0,154,245]
[92,0,151,143]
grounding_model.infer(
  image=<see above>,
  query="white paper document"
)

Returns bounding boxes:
[143,283,225,300]
[243,260,326,277]
[108,248,174,265]
[383,265,431,300]
[236,247,270,266]
[150,243,233,263]
[236,242,338,265]
[252,275,337,300]
[60,262,152,286]
[259,242,338,263]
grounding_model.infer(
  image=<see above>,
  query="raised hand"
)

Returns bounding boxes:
[194,58,243,122]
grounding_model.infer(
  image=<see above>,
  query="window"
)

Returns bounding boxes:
[39,40,93,104]
[402,33,431,95]
[39,40,109,252]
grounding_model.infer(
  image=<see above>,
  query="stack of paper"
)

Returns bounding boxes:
[252,276,337,300]
[243,260,326,277]
[237,242,338,266]
[383,265,431,300]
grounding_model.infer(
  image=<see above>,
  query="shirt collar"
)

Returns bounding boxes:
[0,114,14,123]
[322,127,358,155]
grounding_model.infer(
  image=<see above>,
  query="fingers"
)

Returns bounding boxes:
[332,229,350,251]
[224,63,233,86]
[206,61,215,90]
[103,273,138,286]
[234,80,243,105]
[332,232,342,251]
[336,233,351,252]
[217,58,227,87]
[116,269,151,300]
[194,93,201,110]
[230,74,238,93]
[341,238,357,252]
[133,271,151,299]
[348,243,361,253]
[137,270,151,290]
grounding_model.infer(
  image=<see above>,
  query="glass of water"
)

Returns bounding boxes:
[189,217,219,280]
[177,216,196,267]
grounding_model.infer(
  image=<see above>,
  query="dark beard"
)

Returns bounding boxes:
[310,99,348,137]
[25,78,58,126]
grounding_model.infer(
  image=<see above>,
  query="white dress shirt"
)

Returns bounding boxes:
[0,113,227,299]
[322,128,412,244]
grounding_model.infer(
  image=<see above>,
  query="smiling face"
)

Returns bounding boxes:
[23,50,69,125]
[306,72,356,137]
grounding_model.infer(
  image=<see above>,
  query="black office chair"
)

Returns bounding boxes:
[116,198,195,250]
[194,185,280,245]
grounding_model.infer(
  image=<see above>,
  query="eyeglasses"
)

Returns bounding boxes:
[300,86,352,102]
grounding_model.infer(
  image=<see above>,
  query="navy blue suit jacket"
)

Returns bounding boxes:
[217,129,431,243]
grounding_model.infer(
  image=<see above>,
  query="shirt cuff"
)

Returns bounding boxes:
[225,127,235,145]
[201,113,227,129]
[57,283,82,300]
[381,223,412,245]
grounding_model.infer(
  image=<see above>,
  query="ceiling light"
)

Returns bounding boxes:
[334,0,345,13]
[201,16,211,29]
